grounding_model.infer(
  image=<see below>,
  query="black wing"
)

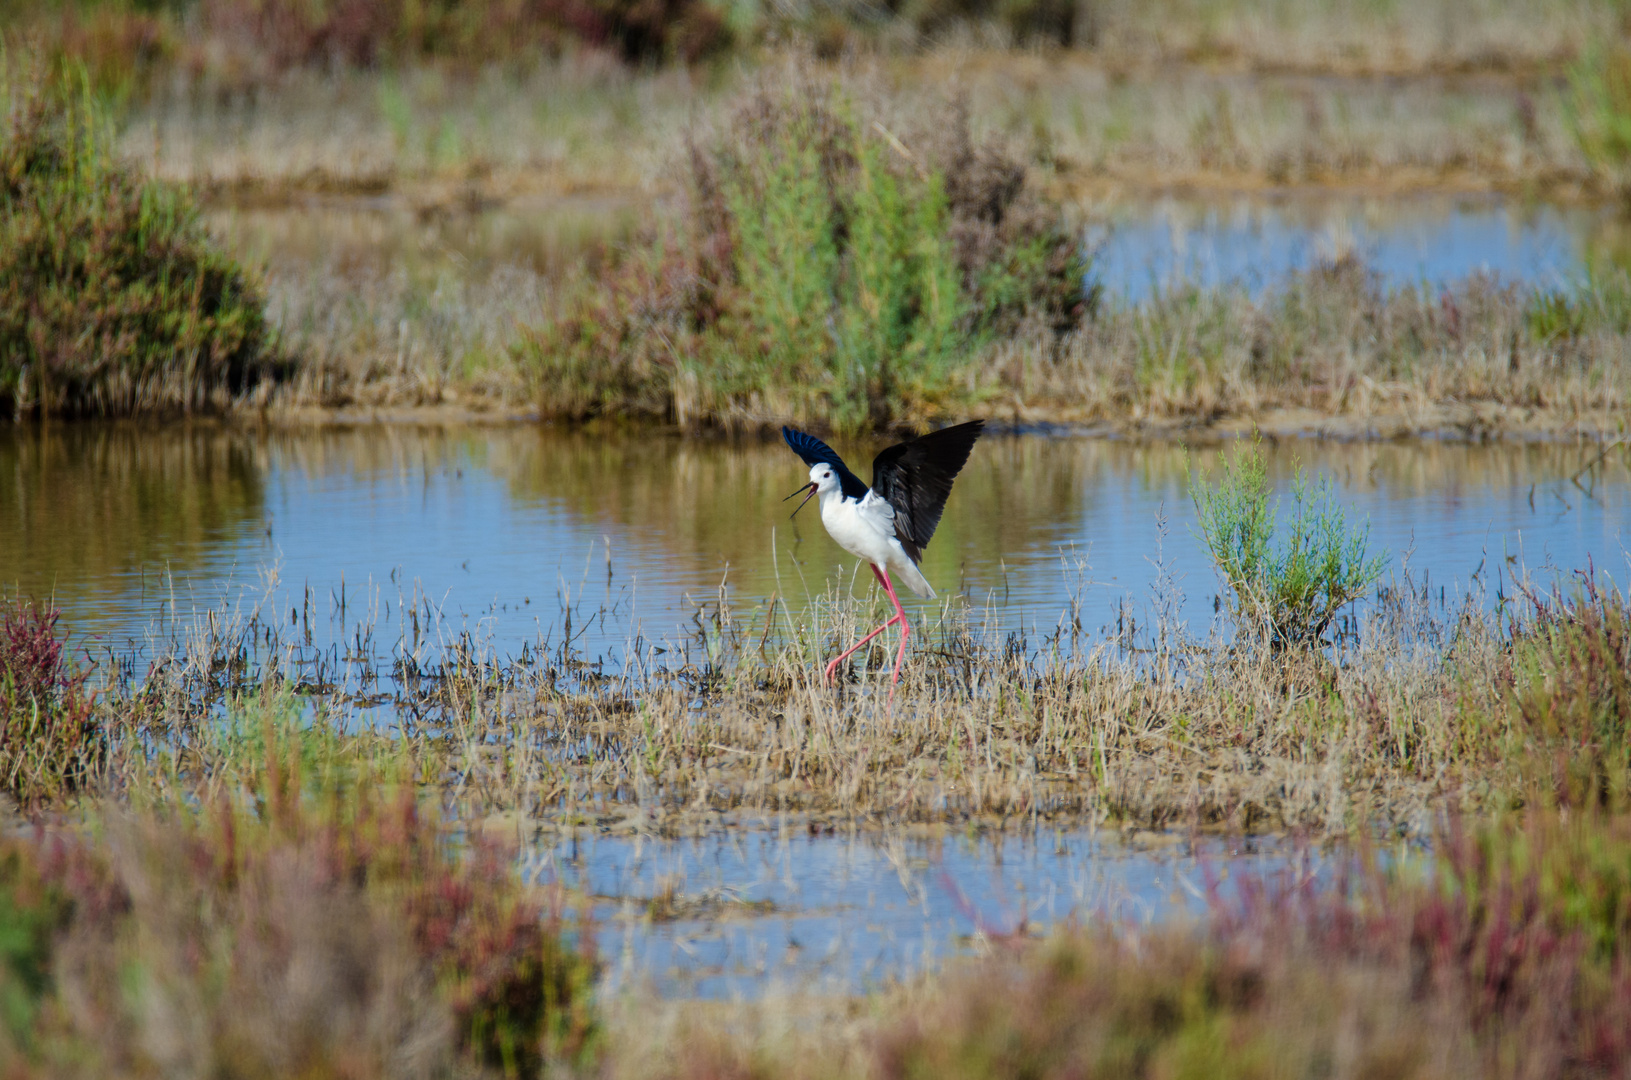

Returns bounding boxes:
[869,420,985,564]
[782,427,869,500]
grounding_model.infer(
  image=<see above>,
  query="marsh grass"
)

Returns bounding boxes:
[1505,574,1631,811]
[0,705,598,1077]
[1011,257,1631,432]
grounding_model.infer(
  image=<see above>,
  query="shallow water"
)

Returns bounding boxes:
[1089,194,1617,302]
[3,426,1625,664]
[529,826,1324,999]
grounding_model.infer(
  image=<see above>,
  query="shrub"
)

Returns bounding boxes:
[0,598,100,811]
[521,69,1086,432]
[1189,435,1385,647]
[0,66,281,418]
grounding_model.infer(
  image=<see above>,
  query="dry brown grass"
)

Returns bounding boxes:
[87,552,1630,840]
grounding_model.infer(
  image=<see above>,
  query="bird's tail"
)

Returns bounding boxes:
[892,557,936,600]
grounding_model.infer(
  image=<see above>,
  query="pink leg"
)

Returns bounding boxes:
[822,565,900,685]
[875,568,911,696]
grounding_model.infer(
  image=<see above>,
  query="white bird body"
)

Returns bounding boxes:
[781,421,983,693]
[812,468,936,599]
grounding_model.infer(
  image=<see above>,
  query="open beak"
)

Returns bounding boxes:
[784,482,818,519]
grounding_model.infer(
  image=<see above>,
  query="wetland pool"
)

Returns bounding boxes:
[3,425,1625,667]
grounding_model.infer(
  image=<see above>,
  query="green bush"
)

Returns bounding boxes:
[522,71,1086,432]
[0,67,281,418]
[1189,436,1385,647]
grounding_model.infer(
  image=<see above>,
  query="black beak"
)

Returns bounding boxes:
[784,482,817,519]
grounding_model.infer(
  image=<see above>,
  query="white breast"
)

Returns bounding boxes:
[819,492,897,566]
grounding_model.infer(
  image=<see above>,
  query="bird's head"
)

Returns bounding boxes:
[783,464,837,519]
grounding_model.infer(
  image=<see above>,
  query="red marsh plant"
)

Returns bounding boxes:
[0,597,100,812]
[1503,573,1631,811]
[0,740,596,1077]
[0,63,282,418]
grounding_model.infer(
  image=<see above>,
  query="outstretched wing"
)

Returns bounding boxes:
[869,420,985,564]
[782,427,869,500]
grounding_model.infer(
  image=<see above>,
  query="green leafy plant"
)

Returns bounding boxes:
[0,63,282,417]
[1190,436,1385,647]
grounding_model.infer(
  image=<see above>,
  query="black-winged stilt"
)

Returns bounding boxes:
[782,420,985,691]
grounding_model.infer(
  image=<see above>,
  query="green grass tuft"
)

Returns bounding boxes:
[1189,435,1385,647]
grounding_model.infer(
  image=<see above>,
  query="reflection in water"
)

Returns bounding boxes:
[0,426,265,621]
[3,425,1626,662]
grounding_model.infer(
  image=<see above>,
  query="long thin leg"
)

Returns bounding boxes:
[875,567,911,694]
[823,564,899,684]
